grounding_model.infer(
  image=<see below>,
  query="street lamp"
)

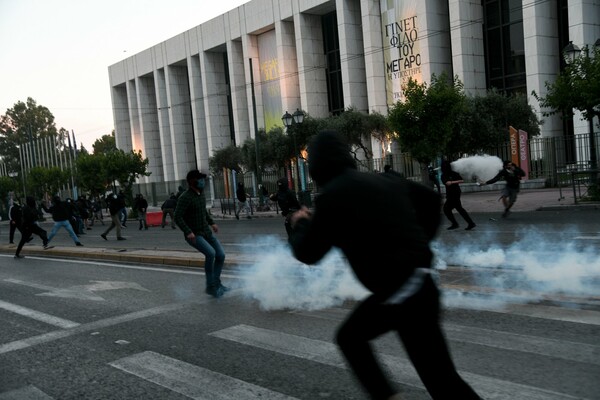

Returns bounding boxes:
[282,109,306,194]
[563,40,599,171]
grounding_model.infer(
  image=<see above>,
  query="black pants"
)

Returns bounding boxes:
[16,225,48,256]
[336,275,480,400]
[9,222,21,243]
[443,196,474,226]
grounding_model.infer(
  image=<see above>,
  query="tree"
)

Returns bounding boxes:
[533,44,600,170]
[26,166,70,198]
[76,152,111,195]
[92,132,117,154]
[209,145,243,174]
[387,73,466,164]
[0,98,60,173]
[458,89,540,156]
[104,149,150,195]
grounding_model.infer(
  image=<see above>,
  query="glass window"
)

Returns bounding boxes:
[488,28,503,78]
[504,22,525,75]
[501,0,522,23]
[485,0,501,28]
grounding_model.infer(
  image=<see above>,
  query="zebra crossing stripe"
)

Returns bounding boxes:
[0,385,53,400]
[109,351,299,400]
[291,309,600,366]
[0,300,79,329]
[210,324,587,400]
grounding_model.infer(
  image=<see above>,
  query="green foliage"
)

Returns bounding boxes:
[92,132,117,154]
[388,73,466,163]
[75,149,150,195]
[0,98,61,173]
[534,45,600,121]
[458,89,541,155]
[209,145,243,174]
[26,166,70,197]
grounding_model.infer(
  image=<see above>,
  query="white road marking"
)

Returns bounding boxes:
[0,385,54,399]
[293,307,600,365]
[0,299,79,329]
[110,351,299,400]
[210,324,588,400]
[0,297,222,355]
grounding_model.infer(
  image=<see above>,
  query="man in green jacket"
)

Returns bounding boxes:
[174,169,227,298]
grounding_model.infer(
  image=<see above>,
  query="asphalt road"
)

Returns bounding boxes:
[0,208,599,399]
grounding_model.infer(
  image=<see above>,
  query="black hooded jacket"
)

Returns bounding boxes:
[290,131,434,296]
[270,177,300,217]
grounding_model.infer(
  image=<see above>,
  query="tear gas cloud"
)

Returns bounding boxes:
[451,155,503,182]
[239,229,599,312]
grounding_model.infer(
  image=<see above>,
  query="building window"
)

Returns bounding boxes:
[482,0,526,95]
[322,12,344,115]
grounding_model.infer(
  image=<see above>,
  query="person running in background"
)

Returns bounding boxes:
[175,170,227,298]
[234,181,251,220]
[289,131,480,400]
[8,200,23,244]
[269,177,300,237]
[133,193,149,230]
[101,194,126,241]
[482,160,526,218]
[161,194,178,229]
[440,160,476,230]
[15,196,49,258]
[42,196,84,248]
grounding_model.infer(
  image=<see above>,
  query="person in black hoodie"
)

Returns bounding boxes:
[15,196,49,258]
[483,160,526,218]
[42,196,83,248]
[269,177,300,237]
[440,160,476,230]
[289,131,480,400]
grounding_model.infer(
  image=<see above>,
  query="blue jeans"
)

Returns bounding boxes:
[48,220,79,244]
[186,234,225,289]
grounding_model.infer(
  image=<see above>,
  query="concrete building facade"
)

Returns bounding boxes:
[108,0,600,184]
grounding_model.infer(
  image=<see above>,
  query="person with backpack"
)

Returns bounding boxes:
[288,131,480,400]
[234,181,251,220]
[161,194,177,229]
[8,201,23,244]
[15,196,49,258]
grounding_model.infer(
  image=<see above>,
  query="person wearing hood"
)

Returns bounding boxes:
[269,177,300,237]
[8,200,23,244]
[42,195,83,248]
[482,160,526,218]
[174,170,227,298]
[289,131,480,400]
[440,160,476,230]
[15,196,49,258]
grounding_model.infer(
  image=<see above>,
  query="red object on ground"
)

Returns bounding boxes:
[146,212,163,227]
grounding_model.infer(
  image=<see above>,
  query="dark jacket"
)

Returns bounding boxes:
[162,197,177,210]
[174,188,214,238]
[107,196,121,216]
[441,170,463,199]
[270,178,300,217]
[290,131,433,297]
[236,184,247,202]
[42,197,72,222]
[486,165,525,189]
[21,197,40,228]
[134,197,148,211]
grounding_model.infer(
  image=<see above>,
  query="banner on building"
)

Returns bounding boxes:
[509,126,519,167]
[257,30,281,132]
[518,129,530,179]
[381,0,422,107]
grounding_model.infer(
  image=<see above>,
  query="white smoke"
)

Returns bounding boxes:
[239,236,367,311]
[237,228,599,312]
[451,155,503,182]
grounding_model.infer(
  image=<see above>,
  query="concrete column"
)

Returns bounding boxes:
[227,40,251,145]
[276,20,301,116]
[136,75,162,183]
[188,55,210,174]
[337,0,368,112]
[418,0,453,81]
[111,84,132,152]
[154,68,175,181]
[166,64,195,180]
[449,0,486,95]
[523,0,562,138]
[199,50,233,155]
[294,12,328,118]
[126,80,140,153]
[242,34,265,138]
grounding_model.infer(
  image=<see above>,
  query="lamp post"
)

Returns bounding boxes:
[282,109,306,194]
[563,40,599,171]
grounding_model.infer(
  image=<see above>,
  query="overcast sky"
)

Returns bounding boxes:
[0,0,250,150]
